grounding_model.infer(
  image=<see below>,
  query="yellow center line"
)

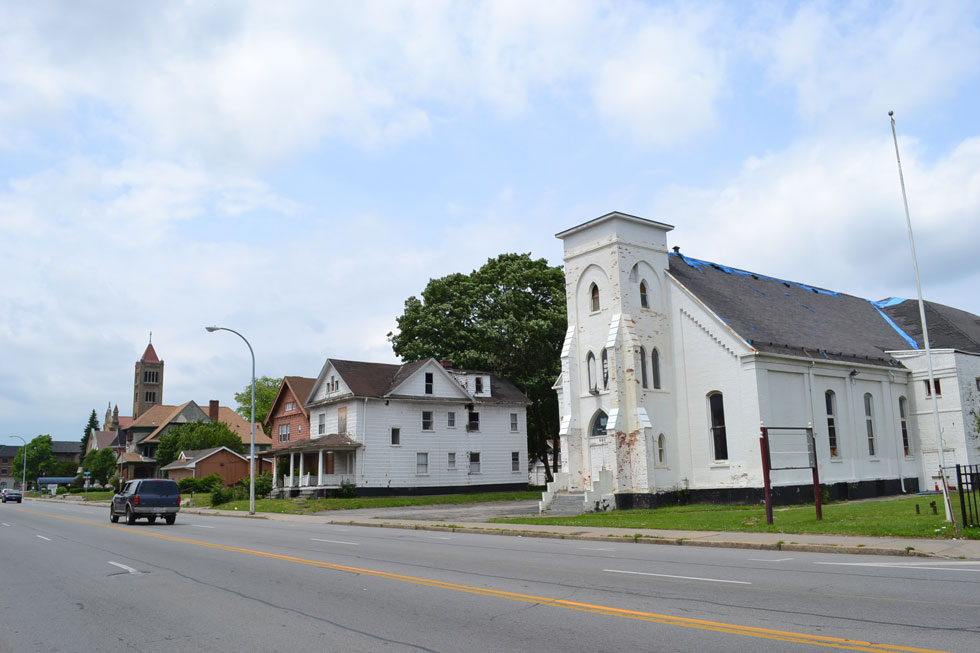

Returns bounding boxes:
[29,509,949,653]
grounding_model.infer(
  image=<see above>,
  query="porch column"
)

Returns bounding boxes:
[299,451,305,483]
[272,456,278,489]
[318,449,324,486]
[289,452,295,478]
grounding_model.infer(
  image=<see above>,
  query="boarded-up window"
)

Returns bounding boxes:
[338,407,347,435]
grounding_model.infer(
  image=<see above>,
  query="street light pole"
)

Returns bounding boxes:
[206,326,256,515]
[12,435,27,492]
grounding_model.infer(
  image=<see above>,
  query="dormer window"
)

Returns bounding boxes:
[640,281,649,308]
[475,377,484,394]
[590,283,600,312]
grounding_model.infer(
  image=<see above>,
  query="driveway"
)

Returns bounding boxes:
[314,499,541,523]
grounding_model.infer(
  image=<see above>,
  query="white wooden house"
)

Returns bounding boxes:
[270,357,530,496]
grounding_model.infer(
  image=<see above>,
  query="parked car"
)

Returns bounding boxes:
[2,489,23,503]
[110,479,180,525]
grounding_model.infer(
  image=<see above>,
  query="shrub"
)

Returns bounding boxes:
[254,472,273,498]
[178,477,198,494]
[211,486,234,506]
[197,474,225,493]
[338,480,357,498]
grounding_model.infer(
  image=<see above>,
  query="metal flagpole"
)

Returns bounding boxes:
[888,111,953,523]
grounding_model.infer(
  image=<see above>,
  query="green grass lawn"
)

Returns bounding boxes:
[207,490,542,514]
[498,495,979,539]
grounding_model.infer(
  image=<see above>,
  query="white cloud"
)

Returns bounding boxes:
[762,0,980,124]
[653,133,980,313]
[593,7,726,146]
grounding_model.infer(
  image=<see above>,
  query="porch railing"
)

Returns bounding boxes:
[279,473,355,489]
[954,464,979,529]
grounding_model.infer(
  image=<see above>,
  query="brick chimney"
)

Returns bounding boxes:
[440,360,453,368]
[209,400,220,421]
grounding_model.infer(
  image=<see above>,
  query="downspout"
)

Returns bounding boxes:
[887,370,907,493]
[361,397,369,481]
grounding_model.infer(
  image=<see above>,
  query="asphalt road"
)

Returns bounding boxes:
[2,500,979,652]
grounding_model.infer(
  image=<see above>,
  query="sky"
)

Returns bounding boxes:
[2,0,979,448]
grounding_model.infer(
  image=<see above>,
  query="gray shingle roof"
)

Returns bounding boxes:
[668,254,915,367]
[878,298,980,354]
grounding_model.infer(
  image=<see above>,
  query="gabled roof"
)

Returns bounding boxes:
[667,253,914,368]
[91,430,119,451]
[209,405,273,446]
[329,359,413,397]
[159,446,246,471]
[129,403,200,443]
[877,298,980,354]
[50,441,83,455]
[264,376,317,426]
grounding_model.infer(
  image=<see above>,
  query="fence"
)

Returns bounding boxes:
[954,464,980,529]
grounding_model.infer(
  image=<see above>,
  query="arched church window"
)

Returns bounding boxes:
[639,347,648,388]
[601,349,609,389]
[586,352,597,393]
[708,392,728,461]
[590,410,608,437]
[899,396,911,456]
[590,283,600,312]
[657,434,666,464]
[651,348,661,390]
[640,281,649,308]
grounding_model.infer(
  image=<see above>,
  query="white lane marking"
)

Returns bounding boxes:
[108,561,139,574]
[605,569,751,585]
[191,524,215,529]
[427,536,455,540]
[814,561,980,571]
[311,538,360,546]
[36,535,51,541]
[581,547,617,551]
[747,557,794,562]
[2,523,9,527]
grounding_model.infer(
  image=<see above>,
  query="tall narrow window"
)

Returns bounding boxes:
[510,413,518,432]
[657,434,665,464]
[279,424,290,443]
[390,427,400,446]
[590,283,600,312]
[899,396,911,456]
[708,392,728,461]
[587,352,597,392]
[468,411,480,432]
[511,451,520,471]
[416,452,428,475]
[864,393,876,456]
[318,413,325,436]
[590,410,608,437]
[601,349,609,389]
[447,411,456,428]
[469,452,481,473]
[639,281,649,308]
[421,411,434,431]
[923,379,942,397]
[825,391,839,458]
[337,406,347,435]
[651,348,661,390]
[639,347,648,388]
[424,372,433,394]
[475,377,484,394]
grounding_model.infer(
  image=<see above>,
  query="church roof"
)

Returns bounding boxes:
[877,298,980,355]
[141,342,160,363]
[666,253,972,368]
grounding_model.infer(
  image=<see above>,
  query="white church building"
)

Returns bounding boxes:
[543,212,980,511]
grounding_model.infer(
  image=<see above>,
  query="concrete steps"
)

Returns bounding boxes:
[543,491,587,516]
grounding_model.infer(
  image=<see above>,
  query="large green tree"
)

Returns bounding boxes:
[80,409,99,461]
[12,434,57,486]
[234,376,283,435]
[155,420,246,469]
[388,253,566,481]
[83,447,117,486]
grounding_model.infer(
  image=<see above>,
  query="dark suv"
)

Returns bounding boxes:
[110,479,180,525]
